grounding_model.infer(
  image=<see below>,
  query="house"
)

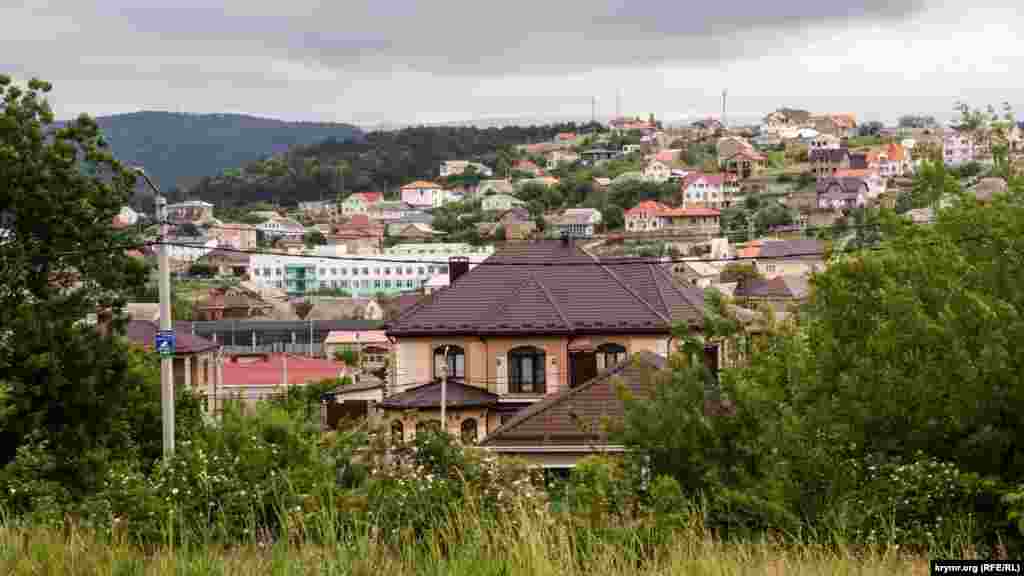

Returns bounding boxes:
[124,320,222,411]
[642,160,671,183]
[400,181,446,209]
[367,201,418,221]
[720,149,767,179]
[382,239,710,443]
[518,176,560,188]
[653,149,682,164]
[389,222,444,240]
[482,193,526,212]
[477,179,516,198]
[324,329,391,370]
[166,200,215,224]
[298,200,339,221]
[624,201,721,235]
[763,108,813,135]
[816,176,868,210]
[440,160,493,178]
[580,149,618,164]
[716,136,756,164]
[732,275,810,314]
[834,168,886,198]
[480,352,668,466]
[307,298,385,321]
[329,215,385,255]
[257,216,305,239]
[165,235,218,264]
[670,259,724,288]
[341,192,384,216]
[943,130,976,167]
[877,143,911,178]
[555,132,577,143]
[812,114,858,137]
[548,208,603,238]
[194,287,275,321]
[209,222,258,250]
[741,239,825,278]
[810,148,852,178]
[513,159,544,177]
[196,246,251,277]
[478,208,536,240]
[680,173,741,209]
[546,150,580,169]
[218,353,349,410]
[808,133,842,156]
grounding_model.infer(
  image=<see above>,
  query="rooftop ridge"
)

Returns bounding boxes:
[532,272,573,330]
[588,251,671,325]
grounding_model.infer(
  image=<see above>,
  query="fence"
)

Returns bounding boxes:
[186,319,383,358]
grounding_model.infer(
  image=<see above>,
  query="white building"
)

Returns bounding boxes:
[440,161,493,178]
[257,216,305,239]
[248,243,494,297]
[166,236,218,263]
[943,130,976,167]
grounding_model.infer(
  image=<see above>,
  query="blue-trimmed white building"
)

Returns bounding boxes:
[249,243,493,297]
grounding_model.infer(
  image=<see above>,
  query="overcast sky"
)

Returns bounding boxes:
[4,1,1021,127]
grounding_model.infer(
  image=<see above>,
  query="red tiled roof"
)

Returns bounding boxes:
[624,200,670,216]
[481,352,667,447]
[401,180,442,189]
[222,353,348,387]
[681,172,735,189]
[661,207,721,218]
[352,192,383,203]
[387,240,706,337]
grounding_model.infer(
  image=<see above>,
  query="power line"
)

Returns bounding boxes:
[155,223,944,267]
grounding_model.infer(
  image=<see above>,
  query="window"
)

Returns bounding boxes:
[384,280,391,289]
[461,419,478,444]
[407,280,414,288]
[406,267,413,275]
[361,279,370,289]
[416,420,442,436]
[275,268,281,276]
[341,268,347,275]
[418,267,425,275]
[596,343,627,371]
[391,420,404,444]
[384,267,391,275]
[331,268,337,275]
[508,346,546,393]
[440,265,449,274]
[374,280,382,289]
[320,268,327,276]
[362,267,369,275]
[427,266,435,274]
[320,281,329,289]
[767,264,776,273]
[434,345,465,379]
[341,280,349,288]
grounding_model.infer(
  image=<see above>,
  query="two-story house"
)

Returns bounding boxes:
[680,173,740,209]
[641,160,671,183]
[167,200,215,224]
[382,239,709,449]
[943,130,976,167]
[624,201,721,234]
[877,143,911,178]
[400,181,446,209]
[808,133,842,156]
[298,200,339,221]
[816,175,869,210]
[548,208,602,238]
[341,192,384,216]
[257,216,305,240]
[810,148,852,178]
[741,239,825,278]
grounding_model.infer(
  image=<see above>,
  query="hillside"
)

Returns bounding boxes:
[83,111,361,196]
[188,122,604,207]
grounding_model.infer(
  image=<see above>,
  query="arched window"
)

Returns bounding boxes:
[596,343,627,371]
[434,345,465,380]
[508,346,546,393]
[416,419,442,437]
[460,418,478,444]
[391,420,404,444]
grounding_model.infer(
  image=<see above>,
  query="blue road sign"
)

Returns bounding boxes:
[155,330,175,357]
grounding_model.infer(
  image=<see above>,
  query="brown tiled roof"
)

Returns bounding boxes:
[734,276,810,299]
[386,241,705,337]
[380,379,499,409]
[123,320,219,354]
[481,352,667,447]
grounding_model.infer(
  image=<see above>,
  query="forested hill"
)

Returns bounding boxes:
[84,111,362,195]
[186,122,604,207]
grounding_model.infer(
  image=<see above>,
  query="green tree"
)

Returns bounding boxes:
[0,76,160,498]
[303,230,327,248]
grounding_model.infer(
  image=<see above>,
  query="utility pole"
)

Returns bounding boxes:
[440,354,448,435]
[137,168,175,458]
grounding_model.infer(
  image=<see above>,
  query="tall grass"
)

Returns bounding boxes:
[0,499,934,575]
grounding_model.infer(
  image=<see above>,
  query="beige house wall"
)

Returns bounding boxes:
[382,406,490,443]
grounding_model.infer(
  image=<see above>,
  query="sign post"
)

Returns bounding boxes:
[156,330,176,358]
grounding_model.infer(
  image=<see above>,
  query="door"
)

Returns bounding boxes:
[570,352,598,388]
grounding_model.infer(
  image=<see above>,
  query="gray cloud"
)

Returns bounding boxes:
[55,0,928,77]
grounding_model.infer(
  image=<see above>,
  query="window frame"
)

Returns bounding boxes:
[434,345,466,380]
[508,346,546,394]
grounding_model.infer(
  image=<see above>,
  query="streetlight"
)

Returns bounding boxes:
[134,167,175,458]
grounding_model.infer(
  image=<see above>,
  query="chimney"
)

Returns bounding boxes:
[449,256,469,285]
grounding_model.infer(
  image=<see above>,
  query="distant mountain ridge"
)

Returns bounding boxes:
[79,111,362,195]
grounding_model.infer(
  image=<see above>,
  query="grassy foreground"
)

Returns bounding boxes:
[0,520,935,575]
